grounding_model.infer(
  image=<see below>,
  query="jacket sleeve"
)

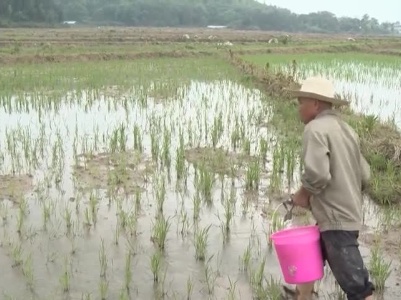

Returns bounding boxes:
[301,126,331,195]
[360,154,370,191]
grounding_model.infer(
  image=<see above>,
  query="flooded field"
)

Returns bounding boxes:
[244,53,401,128]
[0,57,399,300]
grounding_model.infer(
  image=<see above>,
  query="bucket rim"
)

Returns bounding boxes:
[270,224,319,240]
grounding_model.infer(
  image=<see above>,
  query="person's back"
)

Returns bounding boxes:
[303,109,370,232]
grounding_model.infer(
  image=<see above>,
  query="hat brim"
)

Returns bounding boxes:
[286,89,349,106]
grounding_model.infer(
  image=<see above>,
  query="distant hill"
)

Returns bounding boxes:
[0,0,396,34]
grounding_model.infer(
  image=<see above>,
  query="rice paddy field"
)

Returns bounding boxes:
[244,53,401,127]
[1,27,401,300]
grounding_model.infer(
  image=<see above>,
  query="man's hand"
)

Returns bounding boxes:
[292,187,311,208]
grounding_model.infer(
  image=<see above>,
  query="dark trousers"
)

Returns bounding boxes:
[320,230,375,300]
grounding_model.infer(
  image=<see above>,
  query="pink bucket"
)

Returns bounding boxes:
[270,225,324,284]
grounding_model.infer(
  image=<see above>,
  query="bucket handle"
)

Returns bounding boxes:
[272,196,294,222]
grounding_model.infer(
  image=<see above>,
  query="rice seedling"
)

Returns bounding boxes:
[22,253,34,289]
[151,250,162,283]
[69,233,77,255]
[223,194,234,233]
[250,264,284,300]
[114,223,120,245]
[211,112,224,148]
[194,225,211,261]
[195,166,214,202]
[231,128,241,150]
[59,257,71,293]
[126,211,138,237]
[204,256,218,295]
[3,294,17,300]
[240,242,252,272]
[369,244,392,291]
[284,142,297,190]
[178,202,190,237]
[135,190,142,214]
[245,160,260,190]
[118,288,129,300]
[155,176,166,214]
[175,130,186,181]
[150,128,160,162]
[242,138,251,156]
[186,276,194,300]
[270,143,285,193]
[151,214,171,251]
[16,202,26,235]
[192,192,202,222]
[0,202,9,223]
[250,257,266,293]
[99,238,108,278]
[124,250,132,291]
[42,202,51,229]
[89,192,99,226]
[263,276,283,300]
[11,242,23,267]
[154,267,168,299]
[259,138,269,162]
[64,206,73,234]
[99,278,109,300]
[84,207,92,227]
[227,277,238,300]
[82,293,92,300]
[161,128,171,170]
[133,125,143,153]
[378,205,401,232]
[268,208,286,249]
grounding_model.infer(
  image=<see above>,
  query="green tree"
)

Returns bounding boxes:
[0,0,393,35]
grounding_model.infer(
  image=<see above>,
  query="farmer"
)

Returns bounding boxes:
[287,77,375,300]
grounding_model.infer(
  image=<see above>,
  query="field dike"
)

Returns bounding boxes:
[0,50,214,65]
[228,51,401,206]
[1,39,400,66]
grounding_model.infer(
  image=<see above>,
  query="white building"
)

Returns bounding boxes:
[207,25,227,29]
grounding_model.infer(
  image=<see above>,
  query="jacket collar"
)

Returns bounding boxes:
[315,109,338,120]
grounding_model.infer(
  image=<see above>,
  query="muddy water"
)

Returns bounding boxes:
[0,80,398,299]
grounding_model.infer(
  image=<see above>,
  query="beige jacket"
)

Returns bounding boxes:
[301,109,370,232]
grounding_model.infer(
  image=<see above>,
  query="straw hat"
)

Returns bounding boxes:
[286,77,349,106]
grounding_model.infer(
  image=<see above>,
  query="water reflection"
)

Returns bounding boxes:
[0,80,274,299]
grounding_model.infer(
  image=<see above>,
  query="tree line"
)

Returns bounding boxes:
[0,0,397,34]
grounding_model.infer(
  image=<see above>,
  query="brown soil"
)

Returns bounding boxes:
[1,27,400,65]
[2,42,398,66]
[72,150,155,194]
[0,174,33,203]
[0,27,365,45]
[185,147,257,175]
[360,228,401,259]
[0,50,214,65]
[235,43,401,56]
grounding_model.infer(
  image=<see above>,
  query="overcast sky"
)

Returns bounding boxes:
[260,0,399,23]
